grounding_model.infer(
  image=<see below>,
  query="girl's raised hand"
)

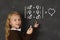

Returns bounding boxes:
[34,21,39,28]
[26,25,33,34]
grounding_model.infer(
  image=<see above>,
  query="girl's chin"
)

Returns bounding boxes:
[15,26,20,28]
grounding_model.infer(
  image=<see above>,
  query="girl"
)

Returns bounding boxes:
[5,11,39,40]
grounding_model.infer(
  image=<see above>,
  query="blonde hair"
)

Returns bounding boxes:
[5,11,22,40]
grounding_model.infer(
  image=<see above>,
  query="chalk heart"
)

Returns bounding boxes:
[48,8,56,16]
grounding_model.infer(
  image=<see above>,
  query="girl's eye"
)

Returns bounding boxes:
[14,19,16,21]
[18,19,20,21]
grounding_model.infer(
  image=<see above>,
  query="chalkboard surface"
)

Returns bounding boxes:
[0,0,60,40]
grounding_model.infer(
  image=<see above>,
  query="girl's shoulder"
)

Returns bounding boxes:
[8,30,21,40]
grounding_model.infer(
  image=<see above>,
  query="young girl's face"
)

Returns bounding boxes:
[9,14,21,29]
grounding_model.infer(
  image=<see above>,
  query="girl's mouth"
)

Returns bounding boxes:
[16,24,20,26]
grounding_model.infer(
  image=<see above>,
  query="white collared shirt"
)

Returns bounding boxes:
[10,28,21,31]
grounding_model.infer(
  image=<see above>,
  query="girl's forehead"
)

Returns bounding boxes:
[10,14,21,19]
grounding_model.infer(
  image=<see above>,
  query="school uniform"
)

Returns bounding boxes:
[8,28,31,40]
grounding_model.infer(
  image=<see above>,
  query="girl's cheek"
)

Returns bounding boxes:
[19,21,21,24]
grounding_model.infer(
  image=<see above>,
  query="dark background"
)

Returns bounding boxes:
[0,0,60,40]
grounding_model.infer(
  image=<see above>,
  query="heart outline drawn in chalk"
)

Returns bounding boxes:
[48,8,56,16]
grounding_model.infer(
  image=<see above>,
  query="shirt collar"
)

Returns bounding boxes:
[10,28,21,31]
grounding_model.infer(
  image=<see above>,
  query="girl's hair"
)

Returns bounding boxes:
[5,11,22,40]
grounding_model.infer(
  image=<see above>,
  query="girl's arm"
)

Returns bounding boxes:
[8,31,21,40]
[23,25,33,40]
[23,21,39,40]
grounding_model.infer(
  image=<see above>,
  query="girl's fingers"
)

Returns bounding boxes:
[34,21,39,28]
[36,21,37,23]
[26,25,33,34]
[35,21,39,24]
[35,21,37,24]
[30,25,32,28]
[29,25,33,31]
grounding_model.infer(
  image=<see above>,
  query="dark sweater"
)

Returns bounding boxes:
[8,27,39,40]
[8,30,31,40]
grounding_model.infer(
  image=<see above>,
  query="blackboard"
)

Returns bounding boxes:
[0,0,60,40]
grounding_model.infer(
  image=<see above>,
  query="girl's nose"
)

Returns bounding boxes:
[17,20,20,23]
[16,20,19,23]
